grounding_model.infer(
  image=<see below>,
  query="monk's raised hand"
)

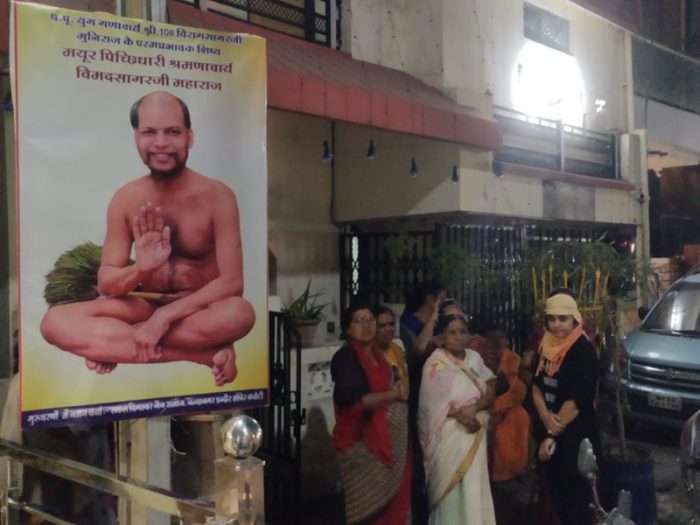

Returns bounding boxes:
[133,202,163,236]
[133,203,171,274]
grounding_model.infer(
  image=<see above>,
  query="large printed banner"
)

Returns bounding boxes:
[11,3,268,428]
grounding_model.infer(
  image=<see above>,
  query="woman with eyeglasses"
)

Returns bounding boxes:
[331,303,412,525]
[532,289,602,525]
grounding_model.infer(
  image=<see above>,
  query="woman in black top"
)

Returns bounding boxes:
[330,303,411,525]
[532,290,602,525]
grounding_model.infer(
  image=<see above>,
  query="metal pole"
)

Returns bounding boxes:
[557,119,565,170]
[0,439,215,523]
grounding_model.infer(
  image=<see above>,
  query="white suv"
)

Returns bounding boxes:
[609,273,700,427]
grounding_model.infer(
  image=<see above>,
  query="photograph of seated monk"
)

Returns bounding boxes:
[39,91,255,386]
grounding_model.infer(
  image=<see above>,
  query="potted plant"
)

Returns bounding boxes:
[281,281,329,348]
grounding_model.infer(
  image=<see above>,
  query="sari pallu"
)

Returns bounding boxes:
[418,348,496,525]
[490,349,530,482]
[332,342,411,525]
[337,401,411,525]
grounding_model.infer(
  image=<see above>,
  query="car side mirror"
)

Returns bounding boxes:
[638,306,650,320]
[577,438,598,479]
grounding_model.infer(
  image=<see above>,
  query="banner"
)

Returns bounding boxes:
[11,2,268,428]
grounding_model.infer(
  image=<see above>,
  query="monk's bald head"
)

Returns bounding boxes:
[130,91,191,130]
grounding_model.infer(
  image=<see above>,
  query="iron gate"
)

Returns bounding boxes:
[246,312,302,524]
[340,223,632,351]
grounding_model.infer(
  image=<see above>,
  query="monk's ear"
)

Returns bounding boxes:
[187,129,194,149]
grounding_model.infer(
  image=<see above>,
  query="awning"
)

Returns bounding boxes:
[168,1,502,151]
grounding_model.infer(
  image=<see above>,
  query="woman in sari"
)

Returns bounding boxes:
[532,290,601,525]
[486,326,530,482]
[418,314,496,525]
[331,303,412,525]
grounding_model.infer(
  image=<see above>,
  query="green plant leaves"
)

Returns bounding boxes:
[44,242,103,307]
[281,280,328,322]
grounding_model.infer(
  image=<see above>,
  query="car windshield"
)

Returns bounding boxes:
[643,281,700,336]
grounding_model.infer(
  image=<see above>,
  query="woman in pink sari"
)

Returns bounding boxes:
[418,314,496,525]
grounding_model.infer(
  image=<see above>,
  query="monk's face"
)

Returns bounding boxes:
[135,94,193,179]
[374,312,396,349]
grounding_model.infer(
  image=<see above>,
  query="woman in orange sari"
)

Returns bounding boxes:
[486,326,530,482]
[331,303,412,525]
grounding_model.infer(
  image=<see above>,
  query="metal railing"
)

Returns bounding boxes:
[633,35,700,116]
[0,439,216,524]
[176,0,332,46]
[494,106,618,180]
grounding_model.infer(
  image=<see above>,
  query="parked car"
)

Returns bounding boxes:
[681,409,700,515]
[606,272,700,428]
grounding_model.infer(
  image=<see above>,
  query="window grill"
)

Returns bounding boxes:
[176,0,331,46]
[524,2,570,54]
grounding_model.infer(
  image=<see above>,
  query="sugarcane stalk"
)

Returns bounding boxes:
[541,270,546,306]
[532,267,538,304]
[602,273,609,298]
[593,270,601,306]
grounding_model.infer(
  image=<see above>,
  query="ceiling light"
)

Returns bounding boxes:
[322,140,333,162]
[366,139,377,160]
[409,158,418,177]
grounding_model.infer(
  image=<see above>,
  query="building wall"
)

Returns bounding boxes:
[636,96,700,161]
[334,123,640,226]
[458,162,544,219]
[477,0,627,132]
[267,110,341,343]
[333,123,461,220]
[349,0,629,133]
[348,0,446,94]
[339,0,640,229]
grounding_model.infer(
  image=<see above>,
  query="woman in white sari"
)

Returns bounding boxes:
[418,314,496,525]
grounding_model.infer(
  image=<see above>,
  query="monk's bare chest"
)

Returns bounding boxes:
[129,192,214,260]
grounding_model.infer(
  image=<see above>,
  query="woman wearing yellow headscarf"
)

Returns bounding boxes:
[532,289,602,525]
